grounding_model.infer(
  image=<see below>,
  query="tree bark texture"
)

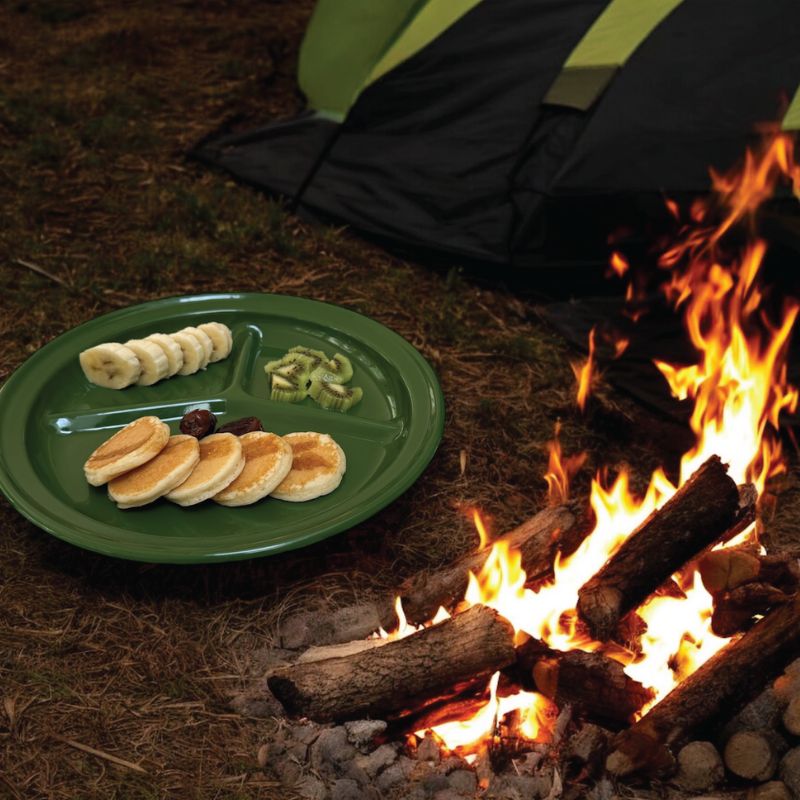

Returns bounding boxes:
[512,637,653,727]
[577,456,739,641]
[606,594,800,778]
[399,504,580,625]
[267,604,516,723]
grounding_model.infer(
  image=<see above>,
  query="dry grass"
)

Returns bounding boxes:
[1,2,799,798]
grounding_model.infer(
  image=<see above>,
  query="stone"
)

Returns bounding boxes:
[674,741,724,792]
[417,734,441,763]
[566,724,609,767]
[440,755,469,773]
[229,685,284,718]
[448,769,477,795]
[330,778,365,800]
[297,775,327,800]
[421,773,451,795]
[250,646,296,673]
[274,759,302,786]
[327,603,388,644]
[377,759,415,793]
[357,743,398,777]
[503,775,539,798]
[278,612,315,650]
[293,722,323,745]
[344,719,387,752]
[749,782,793,800]
[433,791,471,800]
[310,727,357,772]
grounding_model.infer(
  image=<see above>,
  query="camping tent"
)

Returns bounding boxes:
[195,0,800,269]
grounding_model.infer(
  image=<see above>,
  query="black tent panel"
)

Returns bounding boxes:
[550,0,800,194]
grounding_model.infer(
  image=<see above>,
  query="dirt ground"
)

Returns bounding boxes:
[1,2,799,799]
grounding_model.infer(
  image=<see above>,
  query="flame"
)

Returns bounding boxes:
[571,327,597,412]
[609,251,630,277]
[473,508,491,550]
[375,596,424,641]
[543,422,586,506]
[389,134,800,755]
[419,672,555,754]
[459,132,800,712]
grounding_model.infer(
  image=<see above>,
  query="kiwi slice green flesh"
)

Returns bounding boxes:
[273,361,310,383]
[288,346,327,370]
[311,353,353,384]
[312,381,363,412]
[270,373,308,403]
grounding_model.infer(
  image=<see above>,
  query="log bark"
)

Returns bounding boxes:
[606,594,800,778]
[512,637,653,726]
[712,583,794,637]
[399,505,580,625]
[267,605,516,723]
[577,456,739,641]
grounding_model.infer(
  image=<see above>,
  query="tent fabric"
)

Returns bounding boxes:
[195,0,800,269]
[298,0,485,118]
[544,0,685,110]
[784,86,800,131]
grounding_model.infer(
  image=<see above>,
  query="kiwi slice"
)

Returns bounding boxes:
[287,346,327,370]
[311,353,353,385]
[273,361,311,384]
[311,381,363,412]
[270,373,308,403]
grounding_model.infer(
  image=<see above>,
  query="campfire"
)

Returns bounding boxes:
[258,133,800,796]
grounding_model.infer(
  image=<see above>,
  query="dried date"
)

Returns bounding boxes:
[180,409,217,438]
[217,416,263,436]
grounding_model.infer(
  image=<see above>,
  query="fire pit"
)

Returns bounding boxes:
[240,134,800,799]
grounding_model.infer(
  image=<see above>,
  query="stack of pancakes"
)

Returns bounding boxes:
[83,416,346,509]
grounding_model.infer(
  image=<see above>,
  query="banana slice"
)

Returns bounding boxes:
[79,343,141,389]
[197,322,233,362]
[124,339,169,386]
[178,326,212,370]
[170,331,206,376]
[145,333,184,377]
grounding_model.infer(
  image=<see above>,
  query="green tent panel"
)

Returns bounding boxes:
[545,0,685,110]
[783,85,800,131]
[298,0,483,119]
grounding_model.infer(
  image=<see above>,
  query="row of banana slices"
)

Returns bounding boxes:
[79,322,233,389]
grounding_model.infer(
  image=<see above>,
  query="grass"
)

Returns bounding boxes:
[1,2,799,799]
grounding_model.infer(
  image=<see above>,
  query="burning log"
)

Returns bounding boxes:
[399,505,580,625]
[712,583,794,637]
[577,456,739,641]
[606,594,800,778]
[513,637,653,726]
[699,549,800,597]
[267,605,516,723]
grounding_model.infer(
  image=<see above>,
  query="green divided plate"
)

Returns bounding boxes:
[0,293,445,563]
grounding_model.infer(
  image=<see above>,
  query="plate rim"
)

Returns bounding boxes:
[0,292,445,563]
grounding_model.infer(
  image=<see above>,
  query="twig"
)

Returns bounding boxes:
[52,735,147,774]
[13,258,71,289]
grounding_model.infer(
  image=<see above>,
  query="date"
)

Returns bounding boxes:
[179,409,217,438]
[217,416,263,436]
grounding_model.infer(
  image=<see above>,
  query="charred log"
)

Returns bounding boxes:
[606,594,800,777]
[512,637,653,727]
[711,583,794,637]
[399,505,581,625]
[267,605,516,723]
[577,456,739,641]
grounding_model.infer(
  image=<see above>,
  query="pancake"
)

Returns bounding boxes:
[165,432,244,507]
[83,416,170,486]
[270,432,346,502]
[108,435,200,508]
[214,431,293,507]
